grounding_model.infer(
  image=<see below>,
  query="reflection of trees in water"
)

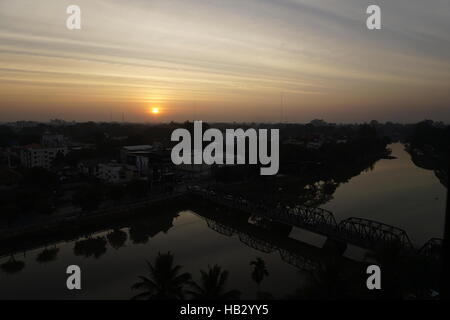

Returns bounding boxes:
[128,226,151,244]
[131,252,191,300]
[188,265,241,300]
[298,180,338,207]
[36,247,59,263]
[74,236,107,259]
[215,152,381,208]
[407,147,448,188]
[0,255,25,274]
[107,229,127,250]
[434,168,448,188]
[128,212,177,244]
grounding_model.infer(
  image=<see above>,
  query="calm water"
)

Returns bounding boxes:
[0,143,446,299]
[323,143,446,246]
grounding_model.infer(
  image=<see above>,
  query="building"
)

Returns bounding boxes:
[306,140,323,150]
[41,133,66,147]
[120,145,176,182]
[78,159,103,177]
[121,145,154,164]
[78,159,139,184]
[20,144,69,169]
[97,162,139,184]
[19,133,69,169]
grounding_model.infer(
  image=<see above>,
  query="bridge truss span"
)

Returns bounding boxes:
[338,217,413,250]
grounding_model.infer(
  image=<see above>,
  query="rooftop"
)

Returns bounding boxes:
[122,145,153,151]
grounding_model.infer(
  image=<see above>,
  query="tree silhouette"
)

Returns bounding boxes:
[188,264,241,300]
[36,247,59,263]
[107,229,127,249]
[128,225,150,244]
[74,236,107,259]
[72,185,103,212]
[131,252,191,300]
[250,258,269,298]
[0,255,25,274]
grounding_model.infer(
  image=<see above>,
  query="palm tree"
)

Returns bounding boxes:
[250,258,269,296]
[188,265,241,300]
[131,252,191,300]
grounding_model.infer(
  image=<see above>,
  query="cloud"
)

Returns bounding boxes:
[0,0,449,122]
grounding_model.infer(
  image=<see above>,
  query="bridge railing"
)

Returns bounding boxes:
[189,187,439,255]
[337,217,414,250]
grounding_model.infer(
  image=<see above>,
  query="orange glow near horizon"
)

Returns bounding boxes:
[1,1,450,123]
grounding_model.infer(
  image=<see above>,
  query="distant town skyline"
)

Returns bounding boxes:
[1,0,450,123]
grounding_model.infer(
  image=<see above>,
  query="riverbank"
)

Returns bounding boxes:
[0,192,188,257]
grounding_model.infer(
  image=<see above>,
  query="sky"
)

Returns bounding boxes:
[0,0,449,123]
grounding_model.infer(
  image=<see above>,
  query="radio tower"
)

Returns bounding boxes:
[280,92,284,123]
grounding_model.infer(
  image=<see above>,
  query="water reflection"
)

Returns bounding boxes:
[0,256,25,274]
[36,248,59,264]
[73,236,107,259]
[128,211,179,244]
[323,143,446,245]
[107,229,127,250]
[0,143,445,299]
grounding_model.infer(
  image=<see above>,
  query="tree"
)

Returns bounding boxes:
[131,252,191,300]
[0,255,25,274]
[126,180,149,199]
[0,204,20,226]
[106,185,126,203]
[36,247,59,263]
[72,185,103,211]
[21,167,59,190]
[107,229,127,249]
[250,258,269,297]
[73,236,107,259]
[188,265,241,300]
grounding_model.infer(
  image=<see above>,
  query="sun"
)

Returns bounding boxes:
[151,107,160,115]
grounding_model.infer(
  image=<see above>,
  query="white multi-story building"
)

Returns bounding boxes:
[97,162,138,184]
[20,144,69,169]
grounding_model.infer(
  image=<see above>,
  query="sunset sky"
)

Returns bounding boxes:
[0,0,449,123]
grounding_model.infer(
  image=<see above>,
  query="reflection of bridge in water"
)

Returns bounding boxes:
[203,216,338,272]
[190,188,441,256]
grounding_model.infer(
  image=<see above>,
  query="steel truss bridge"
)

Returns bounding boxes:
[204,218,330,272]
[190,187,441,255]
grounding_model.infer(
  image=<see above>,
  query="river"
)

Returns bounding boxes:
[0,143,446,299]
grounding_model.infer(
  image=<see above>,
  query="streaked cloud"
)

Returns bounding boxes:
[0,0,449,122]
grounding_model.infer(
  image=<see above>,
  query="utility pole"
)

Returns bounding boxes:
[441,149,450,299]
[280,92,284,123]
